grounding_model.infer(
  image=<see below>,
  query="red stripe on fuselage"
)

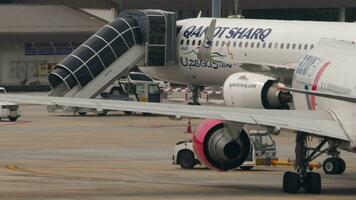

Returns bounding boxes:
[311,62,330,110]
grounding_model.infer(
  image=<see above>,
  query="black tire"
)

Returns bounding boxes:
[78,112,87,116]
[110,86,123,95]
[97,110,108,116]
[240,166,254,170]
[283,171,300,194]
[9,117,17,122]
[123,111,132,115]
[336,157,346,174]
[179,150,195,169]
[323,158,338,174]
[304,172,321,194]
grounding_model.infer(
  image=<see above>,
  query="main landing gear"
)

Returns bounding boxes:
[188,85,201,105]
[283,133,321,194]
[283,133,346,194]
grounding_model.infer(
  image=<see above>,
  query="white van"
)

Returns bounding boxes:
[0,87,21,121]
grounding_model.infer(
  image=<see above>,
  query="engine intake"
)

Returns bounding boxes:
[192,119,251,171]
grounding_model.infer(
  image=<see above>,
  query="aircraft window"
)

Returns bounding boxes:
[304,44,308,50]
[239,41,243,48]
[186,40,190,45]
[256,43,260,48]
[216,40,219,47]
[298,44,302,50]
[280,43,284,49]
[227,41,231,47]
[311,44,314,49]
[274,42,279,49]
[221,41,225,47]
[250,42,254,48]
[198,40,202,46]
[262,43,266,48]
[286,43,290,49]
[268,43,272,49]
[292,44,296,50]
[192,40,196,46]
[180,39,184,45]
[233,41,237,47]
[245,41,249,48]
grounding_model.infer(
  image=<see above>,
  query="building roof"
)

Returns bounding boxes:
[0,5,107,34]
[122,0,356,10]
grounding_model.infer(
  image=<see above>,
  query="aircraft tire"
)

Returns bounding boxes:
[179,150,195,169]
[304,172,321,194]
[283,171,300,194]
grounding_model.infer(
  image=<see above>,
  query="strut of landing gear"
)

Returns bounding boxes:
[283,132,321,194]
[188,85,201,105]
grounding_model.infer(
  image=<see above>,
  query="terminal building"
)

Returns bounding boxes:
[0,0,356,89]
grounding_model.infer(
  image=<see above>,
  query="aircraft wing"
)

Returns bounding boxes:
[0,94,349,142]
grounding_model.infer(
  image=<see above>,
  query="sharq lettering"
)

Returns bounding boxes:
[183,26,272,42]
[180,57,232,69]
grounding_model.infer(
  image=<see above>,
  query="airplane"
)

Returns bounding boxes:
[0,9,356,193]
[139,16,356,104]
[1,40,356,194]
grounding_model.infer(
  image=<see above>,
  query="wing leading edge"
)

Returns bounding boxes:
[0,94,349,142]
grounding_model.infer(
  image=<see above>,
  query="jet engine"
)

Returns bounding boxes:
[192,119,251,171]
[223,72,292,109]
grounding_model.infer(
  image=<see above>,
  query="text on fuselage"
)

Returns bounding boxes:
[183,26,272,42]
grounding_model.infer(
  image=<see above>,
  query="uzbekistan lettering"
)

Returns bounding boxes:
[180,57,232,69]
[183,26,272,42]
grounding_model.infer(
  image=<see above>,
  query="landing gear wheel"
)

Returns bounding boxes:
[78,112,87,116]
[323,157,345,175]
[9,117,17,122]
[179,150,195,169]
[239,166,253,170]
[336,157,346,174]
[123,111,132,115]
[188,102,201,105]
[323,158,338,174]
[97,110,108,116]
[304,172,321,194]
[283,171,300,194]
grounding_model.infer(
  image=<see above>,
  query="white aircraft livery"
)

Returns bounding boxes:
[141,18,356,86]
[1,9,356,195]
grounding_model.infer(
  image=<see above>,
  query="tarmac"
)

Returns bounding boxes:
[0,99,355,199]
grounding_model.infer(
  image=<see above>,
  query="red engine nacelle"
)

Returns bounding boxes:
[192,119,251,171]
